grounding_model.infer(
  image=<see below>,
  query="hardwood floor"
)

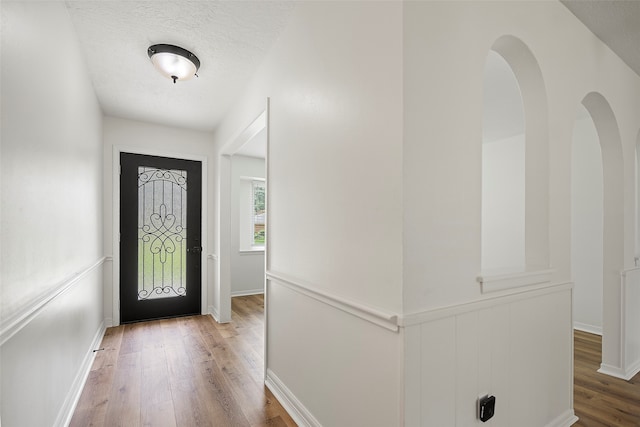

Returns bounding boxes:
[70,295,296,427]
[574,330,640,426]
[71,301,640,427]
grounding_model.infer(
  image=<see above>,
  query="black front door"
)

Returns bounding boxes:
[120,153,202,323]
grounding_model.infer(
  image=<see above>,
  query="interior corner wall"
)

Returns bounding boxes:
[212,2,403,425]
[102,116,215,324]
[1,2,104,426]
[230,155,265,296]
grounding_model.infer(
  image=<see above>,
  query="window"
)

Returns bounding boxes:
[239,176,265,252]
[251,180,266,247]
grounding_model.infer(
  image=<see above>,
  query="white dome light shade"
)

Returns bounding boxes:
[147,44,200,84]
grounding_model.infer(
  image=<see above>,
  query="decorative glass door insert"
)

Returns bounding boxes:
[138,167,187,300]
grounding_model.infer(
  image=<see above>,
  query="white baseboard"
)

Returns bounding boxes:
[231,289,264,297]
[573,322,602,336]
[54,320,106,427]
[599,360,640,381]
[545,409,578,427]
[209,305,232,324]
[209,305,220,322]
[623,358,640,381]
[598,363,628,380]
[265,369,321,427]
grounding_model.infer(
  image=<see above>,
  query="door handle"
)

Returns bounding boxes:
[187,246,202,254]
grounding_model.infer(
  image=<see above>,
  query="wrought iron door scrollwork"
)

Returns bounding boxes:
[137,167,188,300]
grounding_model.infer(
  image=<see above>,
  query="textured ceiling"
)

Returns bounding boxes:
[561,0,640,76]
[65,1,638,134]
[65,1,295,132]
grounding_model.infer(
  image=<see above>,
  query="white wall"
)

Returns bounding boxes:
[1,2,104,426]
[230,155,265,296]
[571,110,604,334]
[102,116,215,325]
[482,134,526,273]
[212,2,403,425]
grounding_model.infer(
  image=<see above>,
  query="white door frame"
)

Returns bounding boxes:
[215,104,268,324]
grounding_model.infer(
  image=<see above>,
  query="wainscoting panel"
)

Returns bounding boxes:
[0,259,105,427]
[266,276,402,427]
[403,283,576,427]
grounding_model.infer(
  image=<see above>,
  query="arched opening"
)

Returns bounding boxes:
[481,50,525,273]
[578,92,625,376]
[571,104,603,335]
[480,35,550,291]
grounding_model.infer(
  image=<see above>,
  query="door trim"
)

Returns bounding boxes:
[112,145,208,326]
[215,99,269,382]
[216,108,267,324]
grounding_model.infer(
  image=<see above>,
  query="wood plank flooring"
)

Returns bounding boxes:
[574,330,640,426]
[72,301,640,426]
[70,295,296,427]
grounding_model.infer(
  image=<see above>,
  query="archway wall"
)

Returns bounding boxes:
[403,1,640,424]
[490,36,549,272]
[580,92,625,372]
[403,0,640,315]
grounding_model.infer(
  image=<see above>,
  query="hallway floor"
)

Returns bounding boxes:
[70,295,296,427]
[574,330,640,426]
[70,297,640,426]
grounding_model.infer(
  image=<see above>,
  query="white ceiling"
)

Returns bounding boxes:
[235,127,267,159]
[65,1,295,132]
[64,1,638,136]
[561,0,640,77]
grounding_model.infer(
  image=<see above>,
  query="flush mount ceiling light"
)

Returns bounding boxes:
[147,44,200,84]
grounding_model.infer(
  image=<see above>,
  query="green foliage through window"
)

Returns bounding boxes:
[252,181,266,247]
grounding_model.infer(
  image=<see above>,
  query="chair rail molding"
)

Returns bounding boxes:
[401,281,572,327]
[0,256,106,346]
[266,271,399,332]
[477,268,555,293]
